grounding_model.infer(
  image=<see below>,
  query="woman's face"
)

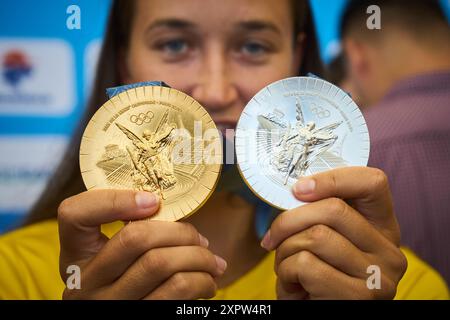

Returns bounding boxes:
[123,0,302,132]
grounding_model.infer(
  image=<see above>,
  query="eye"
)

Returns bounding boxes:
[152,37,193,62]
[241,41,268,56]
[160,39,188,55]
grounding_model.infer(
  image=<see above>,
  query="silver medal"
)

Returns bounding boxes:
[235,76,370,210]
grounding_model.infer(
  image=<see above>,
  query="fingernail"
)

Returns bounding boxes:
[293,178,316,195]
[260,230,272,250]
[199,234,209,248]
[135,192,158,209]
[214,255,227,274]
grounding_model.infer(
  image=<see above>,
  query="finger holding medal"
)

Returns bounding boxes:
[266,167,407,300]
[60,83,225,300]
[58,189,225,300]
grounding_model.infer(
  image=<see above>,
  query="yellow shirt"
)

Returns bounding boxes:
[0,219,448,300]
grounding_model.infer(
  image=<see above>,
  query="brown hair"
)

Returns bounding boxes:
[25,0,324,226]
[340,0,449,41]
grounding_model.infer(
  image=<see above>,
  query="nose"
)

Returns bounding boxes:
[190,47,238,113]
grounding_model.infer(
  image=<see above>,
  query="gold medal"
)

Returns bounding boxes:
[80,84,222,221]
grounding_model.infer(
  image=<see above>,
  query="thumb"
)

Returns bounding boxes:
[58,189,160,269]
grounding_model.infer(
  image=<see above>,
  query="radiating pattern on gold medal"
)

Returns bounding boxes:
[80,86,222,221]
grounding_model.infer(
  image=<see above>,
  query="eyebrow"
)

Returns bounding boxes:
[235,20,282,35]
[145,18,281,35]
[145,19,196,34]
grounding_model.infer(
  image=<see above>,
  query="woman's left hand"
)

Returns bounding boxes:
[261,167,407,300]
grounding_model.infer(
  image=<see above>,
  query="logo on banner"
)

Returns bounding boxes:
[2,50,32,88]
[0,39,75,116]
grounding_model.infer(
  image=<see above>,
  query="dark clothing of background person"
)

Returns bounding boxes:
[365,71,450,283]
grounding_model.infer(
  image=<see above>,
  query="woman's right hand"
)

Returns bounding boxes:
[57,189,227,299]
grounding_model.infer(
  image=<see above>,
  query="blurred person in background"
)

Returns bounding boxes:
[341,0,450,283]
[326,50,366,109]
[0,0,447,300]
